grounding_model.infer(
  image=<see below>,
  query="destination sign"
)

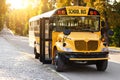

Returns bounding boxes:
[66,6,89,16]
[68,9,86,14]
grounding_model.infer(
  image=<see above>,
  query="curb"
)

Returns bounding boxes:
[109,47,120,53]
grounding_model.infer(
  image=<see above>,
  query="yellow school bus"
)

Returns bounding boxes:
[29,6,110,72]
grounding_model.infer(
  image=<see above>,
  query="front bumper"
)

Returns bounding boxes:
[58,52,109,61]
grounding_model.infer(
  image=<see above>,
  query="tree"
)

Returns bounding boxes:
[109,2,120,46]
[54,0,72,8]
[0,0,7,31]
[85,0,95,7]
[6,0,38,36]
[35,0,51,14]
[109,1,120,27]
[49,0,86,8]
[113,26,120,47]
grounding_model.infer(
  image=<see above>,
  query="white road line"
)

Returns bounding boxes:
[49,68,70,80]
[109,60,120,64]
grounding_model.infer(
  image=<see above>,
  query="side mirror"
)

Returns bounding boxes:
[108,30,114,36]
[63,29,71,35]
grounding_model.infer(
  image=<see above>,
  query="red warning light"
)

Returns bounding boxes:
[89,11,98,15]
[93,11,97,15]
[88,9,100,15]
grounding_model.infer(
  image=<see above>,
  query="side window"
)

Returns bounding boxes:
[29,22,31,26]
[34,26,38,31]
[45,19,49,39]
[34,20,40,31]
[29,22,34,31]
[37,20,39,25]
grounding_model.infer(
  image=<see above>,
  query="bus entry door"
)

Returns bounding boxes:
[40,18,52,64]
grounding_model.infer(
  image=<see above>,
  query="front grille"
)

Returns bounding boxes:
[75,40,86,51]
[88,41,98,50]
[75,40,98,51]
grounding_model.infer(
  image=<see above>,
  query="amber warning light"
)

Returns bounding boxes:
[56,8,67,15]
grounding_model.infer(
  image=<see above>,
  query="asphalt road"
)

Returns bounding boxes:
[0,29,65,80]
[1,28,120,80]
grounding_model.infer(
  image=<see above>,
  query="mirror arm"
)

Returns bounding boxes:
[63,35,67,47]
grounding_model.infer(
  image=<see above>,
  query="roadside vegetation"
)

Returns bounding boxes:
[0,0,120,46]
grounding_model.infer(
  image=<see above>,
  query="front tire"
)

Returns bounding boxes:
[96,60,108,71]
[54,51,65,72]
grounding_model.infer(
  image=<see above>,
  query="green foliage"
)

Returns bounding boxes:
[85,0,94,7]
[110,2,120,46]
[0,15,4,30]
[49,0,86,8]
[114,2,120,14]
[52,0,70,8]
[111,2,120,27]
[6,8,30,36]
[6,0,52,36]
[36,0,51,14]
[112,26,120,46]
[0,0,7,14]
[0,0,7,31]
[94,0,106,20]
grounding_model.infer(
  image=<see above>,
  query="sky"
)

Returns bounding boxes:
[6,0,29,9]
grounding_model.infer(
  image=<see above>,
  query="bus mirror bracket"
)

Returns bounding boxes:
[63,29,71,47]
[101,21,105,27]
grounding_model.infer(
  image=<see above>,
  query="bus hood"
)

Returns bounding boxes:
[67,32,100,40]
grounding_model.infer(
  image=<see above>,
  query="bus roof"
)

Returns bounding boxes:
[29,6,99,22]
[29,9,57,22]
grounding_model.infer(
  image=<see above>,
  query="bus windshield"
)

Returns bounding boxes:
[52,16,100,32]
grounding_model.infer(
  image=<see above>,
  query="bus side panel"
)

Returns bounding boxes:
[29,22,35,47]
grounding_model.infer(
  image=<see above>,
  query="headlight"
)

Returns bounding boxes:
[62,47,73,52]
[102,48,109,52]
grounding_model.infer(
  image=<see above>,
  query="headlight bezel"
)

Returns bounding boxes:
[102,48,109,52]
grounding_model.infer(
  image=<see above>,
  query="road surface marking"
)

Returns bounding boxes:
[109,60,120,64]
[49,68,70,80]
